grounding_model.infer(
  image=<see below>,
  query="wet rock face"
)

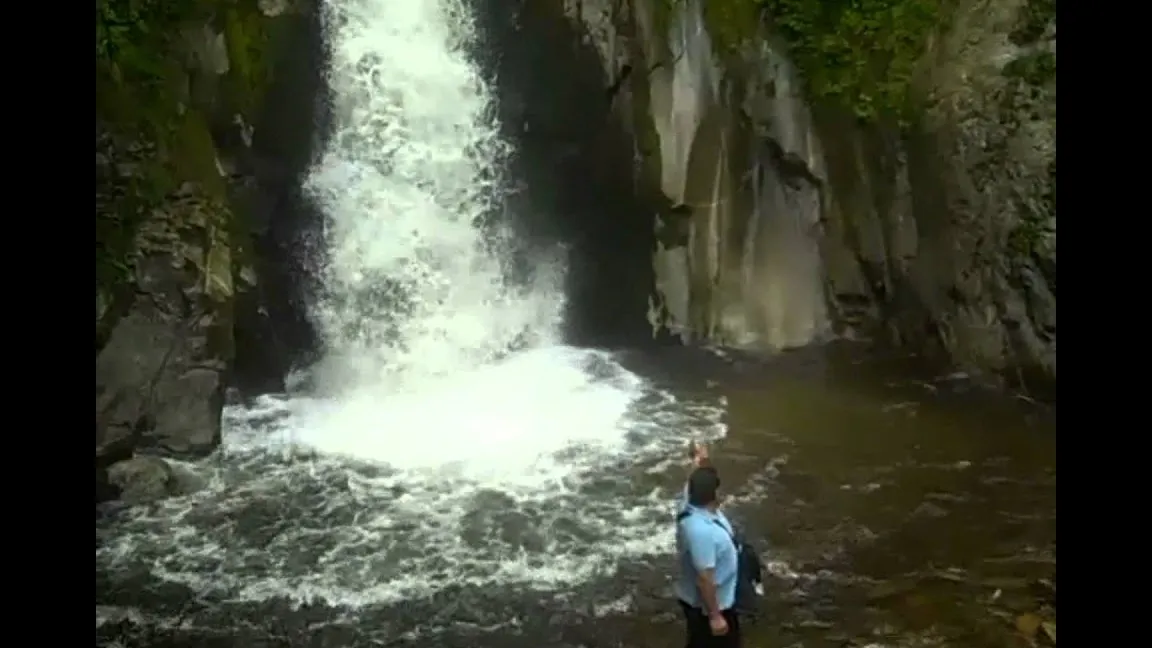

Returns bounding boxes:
[96,178,235,461]
[817,0,1056,391]
[96,1,328,481]
[558,0,1055,391]
[233,2,332,390]
[555,0,833,351]
[471,0,663,347]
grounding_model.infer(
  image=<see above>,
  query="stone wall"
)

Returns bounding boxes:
[557,0,1056,391]
[816,0,1056,391]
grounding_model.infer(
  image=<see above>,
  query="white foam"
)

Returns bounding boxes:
[304,0,564,390]
[96,382,726,608]
[287,347,646,483]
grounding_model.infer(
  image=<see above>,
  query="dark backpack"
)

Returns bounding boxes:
[677,510,765,616]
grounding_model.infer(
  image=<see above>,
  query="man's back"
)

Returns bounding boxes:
[675,507,739,610]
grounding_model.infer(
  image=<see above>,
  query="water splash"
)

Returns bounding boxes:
[303,0,565,393]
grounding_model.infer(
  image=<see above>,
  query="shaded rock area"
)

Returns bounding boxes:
[471,0,666,347]
[96,0,327,503]
[555,0,1055,394]
[556,0,831,351]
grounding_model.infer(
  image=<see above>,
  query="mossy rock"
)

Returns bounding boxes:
[219,2,275,121]
[701,0,763,56]
[168,110,229,199]
[1008,0,1055,46]
[652,0,762,58]
[96,0,277,308]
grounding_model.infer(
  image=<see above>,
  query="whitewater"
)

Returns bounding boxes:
[95,0,732,630]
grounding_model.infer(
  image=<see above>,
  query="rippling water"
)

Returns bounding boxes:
[96,347,729,608]
[97,345,1055,648]
[96,348,738,646]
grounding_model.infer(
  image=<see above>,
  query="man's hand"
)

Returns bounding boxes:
[708,612,729,636]
[689,440,710,468]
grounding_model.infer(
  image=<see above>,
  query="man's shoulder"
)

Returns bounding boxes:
[679,514,722,539]
[715,512,736,533]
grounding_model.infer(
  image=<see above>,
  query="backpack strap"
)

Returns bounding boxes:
[711,519,737,545]
[678,510,738,549]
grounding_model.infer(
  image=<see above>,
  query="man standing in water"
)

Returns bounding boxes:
[676,442,742,647]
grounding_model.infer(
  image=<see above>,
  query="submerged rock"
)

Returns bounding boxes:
[108,457,175,504]
[106,456,207,505]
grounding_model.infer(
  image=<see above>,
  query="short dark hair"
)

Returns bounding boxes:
[687,466,721,506]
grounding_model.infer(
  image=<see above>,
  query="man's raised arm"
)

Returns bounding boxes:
[678,441,711,511]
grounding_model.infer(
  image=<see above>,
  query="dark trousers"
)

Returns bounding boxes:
[678,600,742,648]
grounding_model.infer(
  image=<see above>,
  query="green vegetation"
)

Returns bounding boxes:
[97,0,200,294]
[96,0,208,94]
[1006,159,1055,259]
[651,0,762,62]
[701,1,763,56]
[655,0,946,123]
[761,0,945,122]
[1003,0,1056,88]
[96,0,272,302]
[1002,0,1057,259]
[222,5,274,118]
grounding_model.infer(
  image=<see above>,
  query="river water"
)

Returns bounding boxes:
[95,344,1055,648]
[95,1,1056,646]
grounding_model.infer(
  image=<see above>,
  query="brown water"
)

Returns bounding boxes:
[615,346,1056,648]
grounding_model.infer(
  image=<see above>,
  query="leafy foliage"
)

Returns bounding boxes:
[701,0,764,56]
[652,0,762,59]
[760,0,944,123]
[1010,183,1056,265]
[95,0,201,297]
[96,0,269,311]
[653,0,945,123]
[1002,1,1056,259]
[96,0,202,85]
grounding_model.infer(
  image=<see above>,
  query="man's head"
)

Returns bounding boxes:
[686,466,721,508]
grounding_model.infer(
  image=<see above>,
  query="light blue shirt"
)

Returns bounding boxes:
[675,486,738,611]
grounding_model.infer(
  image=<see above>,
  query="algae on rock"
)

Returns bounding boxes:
[96,0,295,466]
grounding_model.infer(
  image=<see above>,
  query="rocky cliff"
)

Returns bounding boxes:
[557,0,1055,393]
[95,0,320,500]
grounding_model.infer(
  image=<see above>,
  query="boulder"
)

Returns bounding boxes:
[105,456,204,504]
[97,181,235,461]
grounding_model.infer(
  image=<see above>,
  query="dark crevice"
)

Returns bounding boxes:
[231,6,332,396]
[471,0,661,348]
